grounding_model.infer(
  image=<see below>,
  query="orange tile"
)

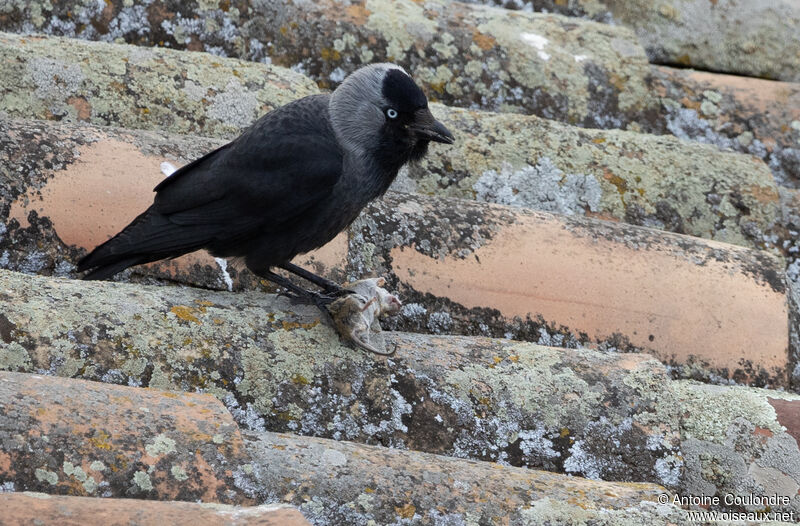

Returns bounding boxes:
[383,200,789,385]
[0,493,308,526]
[0,372,252,503]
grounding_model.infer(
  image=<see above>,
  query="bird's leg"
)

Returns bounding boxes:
[260,270,340,325]
[279,262,353,297]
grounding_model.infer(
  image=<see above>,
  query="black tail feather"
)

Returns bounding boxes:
[80,256,145,281]
[77,206,212,280]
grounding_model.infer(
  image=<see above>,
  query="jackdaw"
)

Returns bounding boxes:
[77,63,454,315]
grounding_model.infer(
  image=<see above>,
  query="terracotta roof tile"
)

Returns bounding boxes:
[0,371,252,504]
[1,492,308,526]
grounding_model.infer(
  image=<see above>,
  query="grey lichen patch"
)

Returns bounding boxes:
[663,104,771,171]
[699,100,719,117]
[650,66,800,189]
[426,311,453,334]
[57,356,85,378]
[34,468,58,486]
[321,448,348,467]
[677,382,800,516]
[147,364,174,391]
[121,356,148,380]
[62,461,88,483]
[473,159,602,215]
[443,344,598,431]
[170,465,189,481]
[206,79,259,129]
[297,494,378,525]
[145,433,177,457]
[132,470,153,491]
[364,0,437,61]
[676,381,800,442]
[82,476,98,494]
[562,417,634,479]
[473,7,653,121]
[654,454,683,488]
[236,323,367,417]
[0,342,33,371]
[0,268,295,400]
[401,339,684,482]
[27,57,85,116]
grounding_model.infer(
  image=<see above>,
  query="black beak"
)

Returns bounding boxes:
[411,108,455,144]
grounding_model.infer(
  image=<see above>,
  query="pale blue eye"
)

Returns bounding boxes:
[386,108,398,119]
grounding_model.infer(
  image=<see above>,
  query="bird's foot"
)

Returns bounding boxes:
[279,262,356,298]
[282,289,342,307]
[279,288,342,326]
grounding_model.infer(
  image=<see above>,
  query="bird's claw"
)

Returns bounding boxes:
[310,292,339,312]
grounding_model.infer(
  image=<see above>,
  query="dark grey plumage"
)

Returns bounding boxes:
[77,64,454,296]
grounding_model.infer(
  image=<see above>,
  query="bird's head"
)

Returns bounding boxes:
[329,64,454,169]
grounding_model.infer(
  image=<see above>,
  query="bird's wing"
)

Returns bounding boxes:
[152,100,343,237]
[153,142,234,192]
[79,95,343,278]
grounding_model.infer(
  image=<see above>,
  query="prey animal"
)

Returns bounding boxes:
[77,63,454,347]
[328,278,403,355]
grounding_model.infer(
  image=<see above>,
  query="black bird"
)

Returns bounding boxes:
[77,63,454,310]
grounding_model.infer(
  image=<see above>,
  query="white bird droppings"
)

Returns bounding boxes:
[215,258,234,292]
[160,161,177,177]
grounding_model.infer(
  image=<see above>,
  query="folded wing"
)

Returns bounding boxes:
[78,96,343,279]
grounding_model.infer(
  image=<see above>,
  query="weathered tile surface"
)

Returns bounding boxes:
[359,193,790,388]
[0,2,659,128]
[0,1,797,522]
[1,268,799,512]
[470,0,800,82]
[649,66,800,188]
[3,2,799,192]
[675,380,800,519]
[240,431,680,525]
[0,108,782,283]
[603,0,800,82]
[409,104,779,249]
[463,0,615,21]
[1,493,308,526]
[0,371,252,503]
[0,33,785,249]
[0,268,683,486]
[0,119,791,386]
[0,32,318,139]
